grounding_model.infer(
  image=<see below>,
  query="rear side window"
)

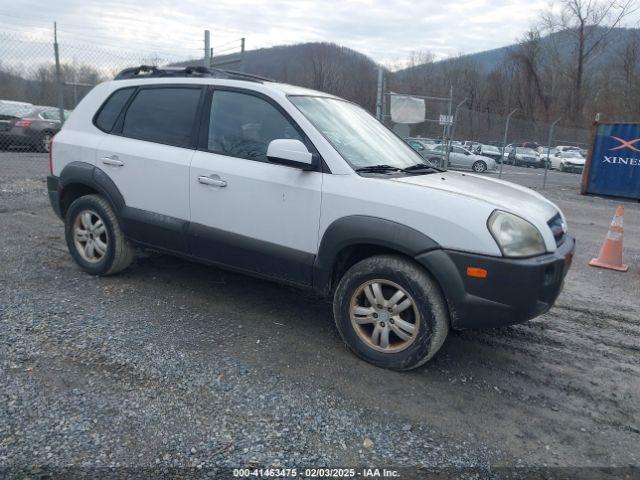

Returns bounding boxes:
[95,88,135,132]
[122,87,201,148]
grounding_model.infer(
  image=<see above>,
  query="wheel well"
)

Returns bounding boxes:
[330,244,409,292]
[60,183,99,217]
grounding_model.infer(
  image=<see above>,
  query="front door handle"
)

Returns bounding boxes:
[198,175,227,187]
[101,155,124,167]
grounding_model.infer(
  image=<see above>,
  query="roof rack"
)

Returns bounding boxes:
[113,65,274,83]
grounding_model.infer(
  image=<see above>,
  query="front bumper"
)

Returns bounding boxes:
[416,236,575,329]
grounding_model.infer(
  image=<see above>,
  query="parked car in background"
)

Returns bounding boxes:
[508,147,543,168]
[502,144,516,163]
[537,146,558,158]
[0,101,70,152]
[426,144,497,173]
[555,145,582,154]
[405,138,437,161]
[474,144,502,161]
[551,150,585,173]
[463,141,482,151]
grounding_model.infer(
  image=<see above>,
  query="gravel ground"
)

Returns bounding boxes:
[1,152,639,478]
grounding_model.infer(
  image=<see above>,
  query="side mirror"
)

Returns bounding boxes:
[267,139,315,170]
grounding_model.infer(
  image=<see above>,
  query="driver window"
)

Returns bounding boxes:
[208,90,302,162]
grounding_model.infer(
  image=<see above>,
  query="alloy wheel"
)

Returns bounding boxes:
[349,279,420,353]
[73,209,108,263]
[42,133,52,153]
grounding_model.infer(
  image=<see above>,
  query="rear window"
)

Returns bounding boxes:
[121,87,201,147]
[0,102,34,117]
[95,88,135,132]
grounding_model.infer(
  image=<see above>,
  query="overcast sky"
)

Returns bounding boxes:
[1,0,635,67]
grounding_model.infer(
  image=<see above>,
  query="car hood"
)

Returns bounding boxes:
[391,170,559,223]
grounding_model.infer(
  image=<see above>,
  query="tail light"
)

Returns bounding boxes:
[49,135,55,175]
[15,120,33,128]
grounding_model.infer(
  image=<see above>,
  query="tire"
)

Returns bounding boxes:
[333,255,449,371]
[472,161,487,173]
[65,194,135,276]
[36,131,54,153]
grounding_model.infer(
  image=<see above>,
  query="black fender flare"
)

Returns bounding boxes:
[58,161,125,216]
[312,215,440,295]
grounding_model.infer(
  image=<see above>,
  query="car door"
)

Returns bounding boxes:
[448,146,468,167]
[95,85,203,252]
[188,88,322,286]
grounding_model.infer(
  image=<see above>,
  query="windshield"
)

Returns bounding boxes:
[516,147,537,155]
[289,96,427,170]
[564,151,583,158]
[0,102,33,117]
[482,145,500,153]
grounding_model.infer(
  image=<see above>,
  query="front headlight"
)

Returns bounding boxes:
[487,210,546,257]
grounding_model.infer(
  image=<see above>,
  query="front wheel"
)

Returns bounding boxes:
[333,255,449,370]
[472,161,487,173]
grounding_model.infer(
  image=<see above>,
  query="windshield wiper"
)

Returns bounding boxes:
[403,162,444,173]
[355,164,403,173]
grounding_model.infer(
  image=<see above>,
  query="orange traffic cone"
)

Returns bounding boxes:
[589,206,629,272]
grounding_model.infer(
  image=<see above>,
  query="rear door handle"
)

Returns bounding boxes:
[198,175,227,187]
[101,155,124,167]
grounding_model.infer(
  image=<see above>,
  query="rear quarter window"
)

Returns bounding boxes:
[94,87,135,132]
[121,87,201,148]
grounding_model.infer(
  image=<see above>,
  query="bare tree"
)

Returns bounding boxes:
[542,0,639,122]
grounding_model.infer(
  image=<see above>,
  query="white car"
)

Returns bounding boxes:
[47,66,575,371]
[551,151,586,173]
[427,144,498,173]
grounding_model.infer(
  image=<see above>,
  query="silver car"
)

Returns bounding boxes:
[427,144,497,173]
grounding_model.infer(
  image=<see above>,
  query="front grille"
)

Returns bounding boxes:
[548,213,566,246]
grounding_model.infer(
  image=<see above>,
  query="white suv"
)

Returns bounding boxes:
[47,66,575,370]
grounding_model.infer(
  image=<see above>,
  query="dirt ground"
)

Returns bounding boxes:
[1,152,639,474]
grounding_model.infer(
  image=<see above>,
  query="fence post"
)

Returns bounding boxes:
[203,30,211,69]
[53,22,65,124]
[499,109,518,179]
[375,66,384,121]
[449,98,467,159]
[443,85,453,168]
[240,37,246,72]
[543,118,561,189]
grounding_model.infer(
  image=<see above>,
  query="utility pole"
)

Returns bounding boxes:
[53,22,65,124]
[203,30,211,69]
[240,37,246,72]
[448,98,468,156]
[543,118,561,189]
[376,66,384,121]
[499,109,518,179]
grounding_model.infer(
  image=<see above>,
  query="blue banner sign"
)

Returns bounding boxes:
[583,123,640,200]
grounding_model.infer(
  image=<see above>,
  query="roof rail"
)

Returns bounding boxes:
[113,65,274,83]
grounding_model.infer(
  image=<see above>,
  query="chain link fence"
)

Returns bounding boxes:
[382,88,591,188]
[0,31,210,152]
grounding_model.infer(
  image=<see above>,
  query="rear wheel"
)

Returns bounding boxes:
[65,194,135,276]
[333,255,449,370]
[472,160,487,173]
[36,131,53,153]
